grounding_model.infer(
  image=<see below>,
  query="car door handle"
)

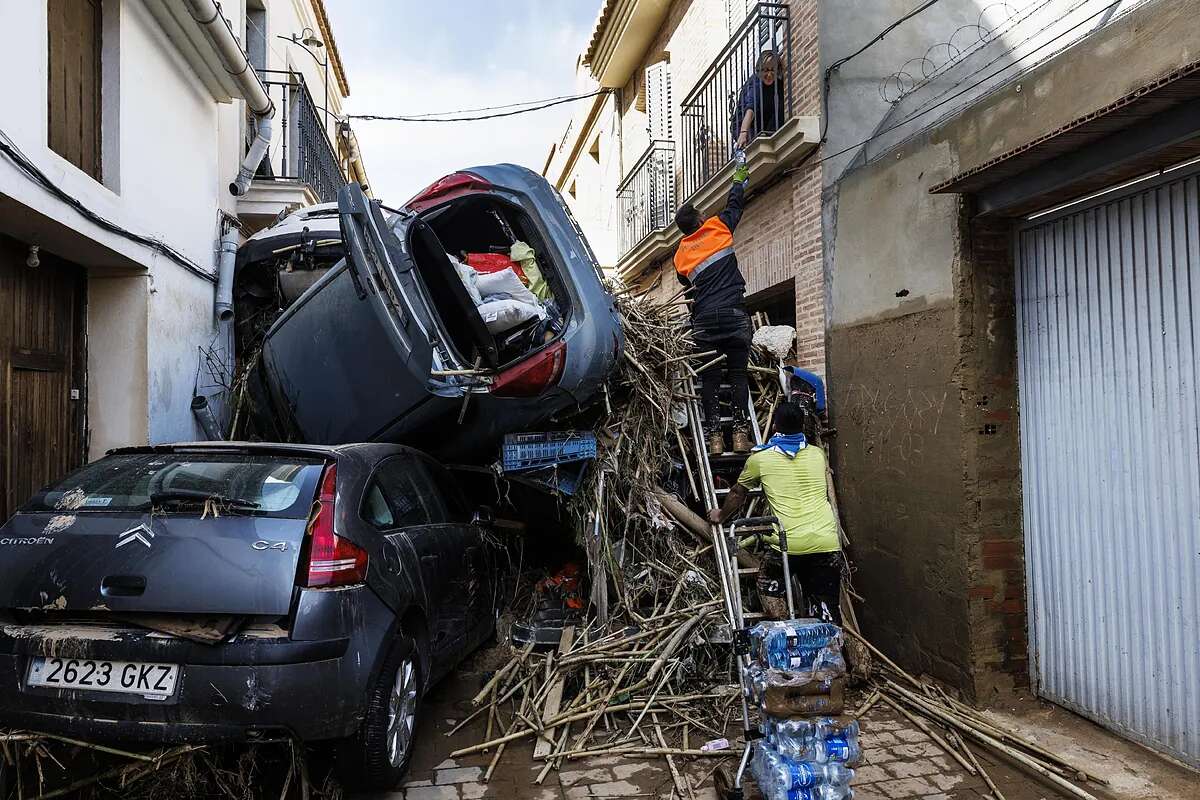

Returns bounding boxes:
[101,575,146,597]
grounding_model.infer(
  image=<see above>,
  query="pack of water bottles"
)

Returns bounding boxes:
[750,718,860,800]
[749,620,846,675]
[745,620,858,800]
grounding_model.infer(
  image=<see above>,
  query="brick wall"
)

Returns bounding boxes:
[613,0,824,369]
[958,217,1028,695]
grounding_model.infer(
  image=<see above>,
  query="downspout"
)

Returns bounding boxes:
[181,0,275,196]
[214,225,238,322]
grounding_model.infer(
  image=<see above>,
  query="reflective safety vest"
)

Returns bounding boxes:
[674,217,735,280]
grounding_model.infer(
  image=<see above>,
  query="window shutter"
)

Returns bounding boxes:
[644,61,672,142]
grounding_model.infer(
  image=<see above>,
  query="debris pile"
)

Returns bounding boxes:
[0,737,343,800]
[454,290,800,790]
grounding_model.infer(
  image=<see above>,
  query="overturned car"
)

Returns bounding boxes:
[236,165,623,461]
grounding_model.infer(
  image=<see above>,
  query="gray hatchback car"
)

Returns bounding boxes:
[241,165,624,461]
[0,441,504,790]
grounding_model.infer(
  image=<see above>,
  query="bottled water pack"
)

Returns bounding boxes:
[749,620,845,673]
[761,718,862,764]
[751,742,854,800]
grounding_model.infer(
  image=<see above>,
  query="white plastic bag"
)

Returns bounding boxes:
[752,324,796,360]
[475,267,539,307]
[476,298,546,334]
[449,255,483,306]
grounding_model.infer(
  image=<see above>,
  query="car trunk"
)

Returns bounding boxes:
[0,513,310,617]
[405,192,570,373]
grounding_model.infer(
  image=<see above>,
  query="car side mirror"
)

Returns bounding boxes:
[472,506,494,526]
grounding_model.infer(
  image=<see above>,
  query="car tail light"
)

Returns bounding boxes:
[490,341,566,398]
[404,171,493,213]
[299,463,368,588]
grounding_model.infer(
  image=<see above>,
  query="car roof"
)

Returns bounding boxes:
[105,441,414,461]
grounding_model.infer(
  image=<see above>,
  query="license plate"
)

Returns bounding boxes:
[27,657,179,698]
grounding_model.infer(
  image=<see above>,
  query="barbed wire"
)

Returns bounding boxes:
[878,2,1044,103]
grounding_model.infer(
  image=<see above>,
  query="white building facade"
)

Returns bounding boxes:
[0,0,365,520]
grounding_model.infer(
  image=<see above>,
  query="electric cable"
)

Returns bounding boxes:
[0,127,216,282]
[347,88,611,123]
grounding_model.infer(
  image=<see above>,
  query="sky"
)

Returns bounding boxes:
[326,1,601,202]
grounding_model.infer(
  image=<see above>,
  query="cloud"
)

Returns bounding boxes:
[330,1,598,202]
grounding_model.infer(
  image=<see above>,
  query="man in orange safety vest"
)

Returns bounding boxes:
[674,162,752,456]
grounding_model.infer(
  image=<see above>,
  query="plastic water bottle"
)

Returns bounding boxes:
[804,732,862,765]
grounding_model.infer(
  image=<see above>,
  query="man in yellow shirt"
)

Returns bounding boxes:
[707,402,842,623]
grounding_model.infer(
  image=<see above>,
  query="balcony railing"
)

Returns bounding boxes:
[617,141,676,257]
[251,70,347,202]
[680,3,792,201]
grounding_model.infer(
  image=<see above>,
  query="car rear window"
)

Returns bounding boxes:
[22,453,326,518]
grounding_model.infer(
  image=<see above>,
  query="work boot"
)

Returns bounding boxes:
[732,425,753,454]
[707,430,725,456]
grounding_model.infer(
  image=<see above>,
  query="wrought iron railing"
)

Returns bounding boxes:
[617,141,676,257]
[252,70,346,202]
[679,3,792,201]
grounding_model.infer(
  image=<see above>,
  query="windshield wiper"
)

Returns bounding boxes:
[149,489,261,511]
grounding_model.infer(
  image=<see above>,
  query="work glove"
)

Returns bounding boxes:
[732,149,749,185]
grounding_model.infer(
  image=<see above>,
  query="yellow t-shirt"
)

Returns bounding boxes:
[737,446,839,555]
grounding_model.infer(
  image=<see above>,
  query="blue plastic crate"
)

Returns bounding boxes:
[502,432,597,473]
[522,460,589,496]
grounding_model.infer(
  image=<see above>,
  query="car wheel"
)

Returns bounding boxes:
[338,635,424,790]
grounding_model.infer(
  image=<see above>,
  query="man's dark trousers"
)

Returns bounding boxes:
[693,307,752,432]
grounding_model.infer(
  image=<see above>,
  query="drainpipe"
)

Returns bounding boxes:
[191,396,225,441]
[182,0,275,196]
[214,225,239,323]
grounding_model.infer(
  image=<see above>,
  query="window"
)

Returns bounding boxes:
[23,453,325,518]
[246,1,268,74]
[645,60,672,141]
[47,0,103,179]
[589,137,601,163]
[365,454,449,529]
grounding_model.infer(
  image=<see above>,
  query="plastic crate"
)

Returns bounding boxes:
[502,432,597,473]
[522,460,589,496]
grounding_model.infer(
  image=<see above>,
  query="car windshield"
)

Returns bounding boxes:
[22,453,326,518]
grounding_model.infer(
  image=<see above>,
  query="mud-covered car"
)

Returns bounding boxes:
[0,442,505,789]
[236,165,623,461]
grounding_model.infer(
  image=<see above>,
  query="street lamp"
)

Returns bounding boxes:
[277,27,330,133]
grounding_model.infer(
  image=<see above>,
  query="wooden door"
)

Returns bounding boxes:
[0,236,87,521]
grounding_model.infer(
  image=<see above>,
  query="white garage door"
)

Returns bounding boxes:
[1016,169,1200,767]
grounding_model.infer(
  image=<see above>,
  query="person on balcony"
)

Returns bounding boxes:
[674,161,752,456]
[735,50,787,150]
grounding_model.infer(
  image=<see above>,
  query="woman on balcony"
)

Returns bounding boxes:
[735,50,787,150]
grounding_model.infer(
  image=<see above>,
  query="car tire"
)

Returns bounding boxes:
[337,634,424,790]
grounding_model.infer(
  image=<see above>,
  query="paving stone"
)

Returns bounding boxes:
[405,786,461,800]
[851,789,890,800]
[928,771,969,791]
[885,758,941,779]
[879,775,939,798]
[864,731,901,747]
[436,767,484,785]
[852,764,891,783]
[557,767,617,787]
[891,742,944,759]
[563,779,642,798]
[894,728,930,743]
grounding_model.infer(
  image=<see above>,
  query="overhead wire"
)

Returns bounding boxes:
[347,89,612,123]
[0,126,215,282]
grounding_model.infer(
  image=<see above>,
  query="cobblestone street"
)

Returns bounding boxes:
[358,652,1073,800]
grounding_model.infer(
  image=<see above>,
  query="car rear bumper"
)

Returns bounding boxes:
[0,588,396,743]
